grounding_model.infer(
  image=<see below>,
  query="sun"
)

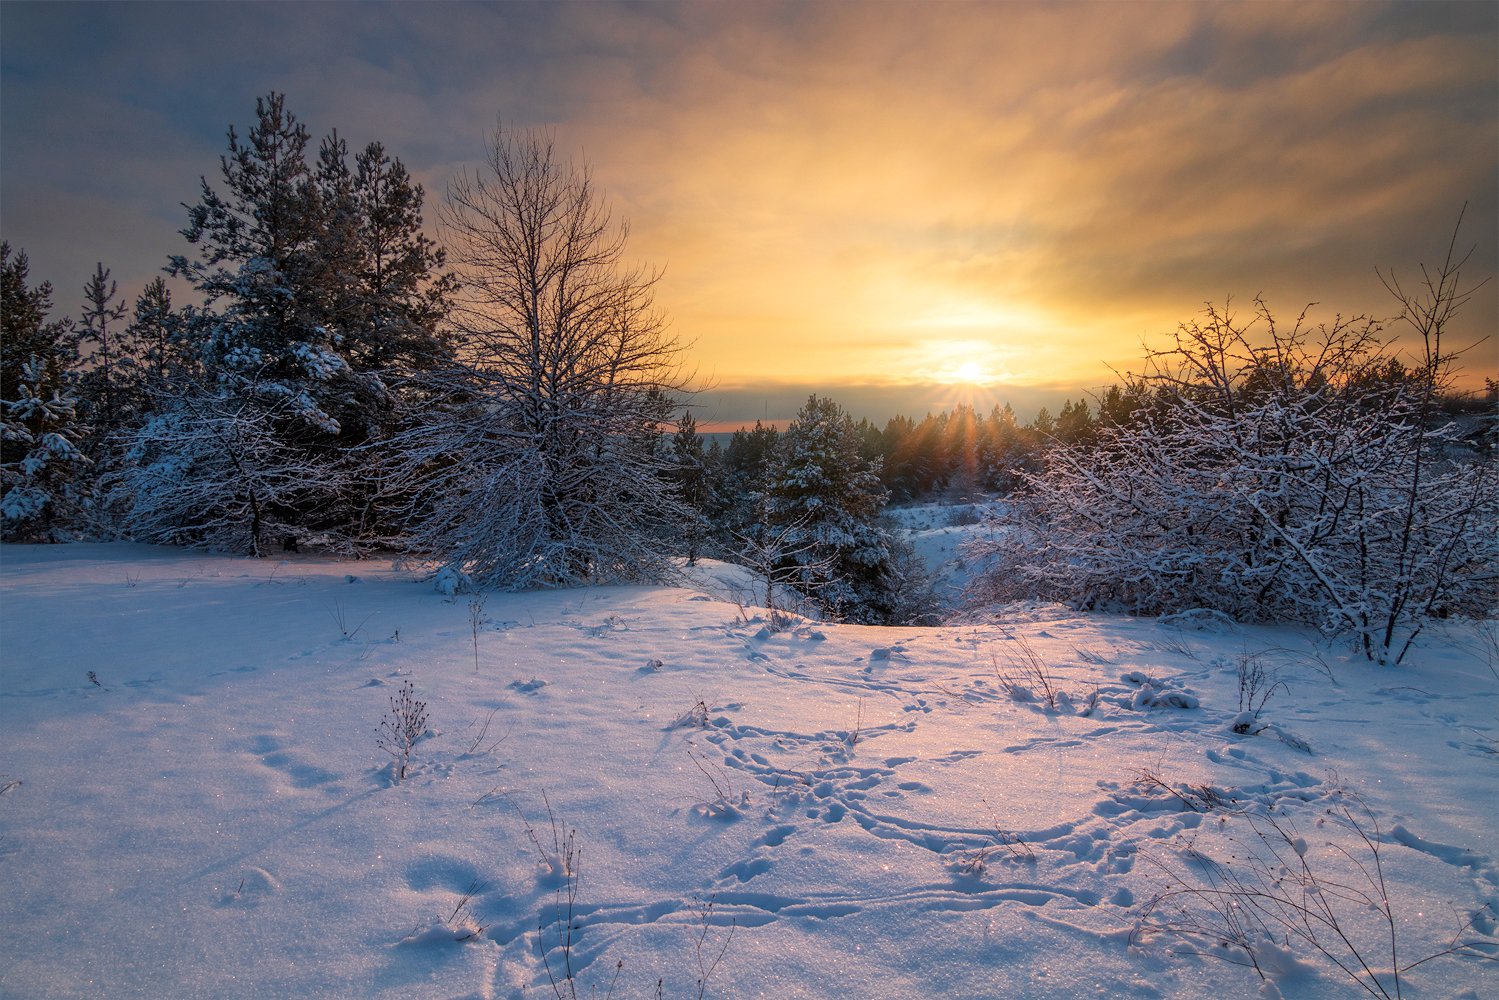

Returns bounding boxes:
[957,361,983,382]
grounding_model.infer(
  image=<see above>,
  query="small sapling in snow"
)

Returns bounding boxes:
[1233,652,1288,735]
[468,593,487,672]
[687,893,737,1000]
[375,679,429,781]
[959,799,1036,873]
[87,670,108,691]
[328,599,376,640]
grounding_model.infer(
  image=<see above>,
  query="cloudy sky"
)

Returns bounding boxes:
[2,1,1494,426]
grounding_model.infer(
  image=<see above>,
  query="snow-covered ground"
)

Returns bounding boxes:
[1,542,1495,999]
[882,501,996,599]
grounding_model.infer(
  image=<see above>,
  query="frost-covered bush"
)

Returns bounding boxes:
[965,239,1497,663]
[108,382,343,554]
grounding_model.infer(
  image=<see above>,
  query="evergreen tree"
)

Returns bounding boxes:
[1095,384,1140,429]
[759,395,897,622]
[344,142,458,374]
[874,413,919,500]
[712,420,780,545]
[942,403,982,498]
[114,93,453,554]
[74,263,131,443]
[1056,398,1094,444]
[1,244,75,412]
[1,245,87,539]
[124,278,192,384]
[669,411,715,564]
[1,357,89,540]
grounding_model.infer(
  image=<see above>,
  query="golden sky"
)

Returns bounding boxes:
[3,2,1495,422]
[550,3,1497,398]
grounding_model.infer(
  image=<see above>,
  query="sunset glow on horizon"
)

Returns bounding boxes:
[2,2,1494,424]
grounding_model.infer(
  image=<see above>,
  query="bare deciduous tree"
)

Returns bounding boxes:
[392,128,693,588]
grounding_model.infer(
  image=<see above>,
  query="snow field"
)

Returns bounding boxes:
[882,501,997,599]
[1,543,1495,999]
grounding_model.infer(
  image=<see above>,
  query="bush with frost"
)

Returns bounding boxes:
[965,226,1496,662]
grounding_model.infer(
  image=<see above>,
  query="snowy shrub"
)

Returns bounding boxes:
[965,231,1497,663]
[107,382,344,554]
[376,679,428,781]
[390,128,692,590]
[432,565,472,596]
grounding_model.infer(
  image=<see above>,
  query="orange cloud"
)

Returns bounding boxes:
[531,3,1495,392]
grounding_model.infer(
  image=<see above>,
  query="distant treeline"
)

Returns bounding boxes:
[699,400,1087,503]
[699,374,1495,508]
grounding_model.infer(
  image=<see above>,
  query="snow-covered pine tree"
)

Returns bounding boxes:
[74,263,131,439]
[1,246,87,540]
[670,411,716,565]
[126,278,187,383]
[343,142,457,376]
[1,357,89,540]
[1,244,76,422]
[758,394,931,624]
[390,128,691,589]
[1055,398,1094,444]
[112,93,452,554]
[709,420,779,548]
